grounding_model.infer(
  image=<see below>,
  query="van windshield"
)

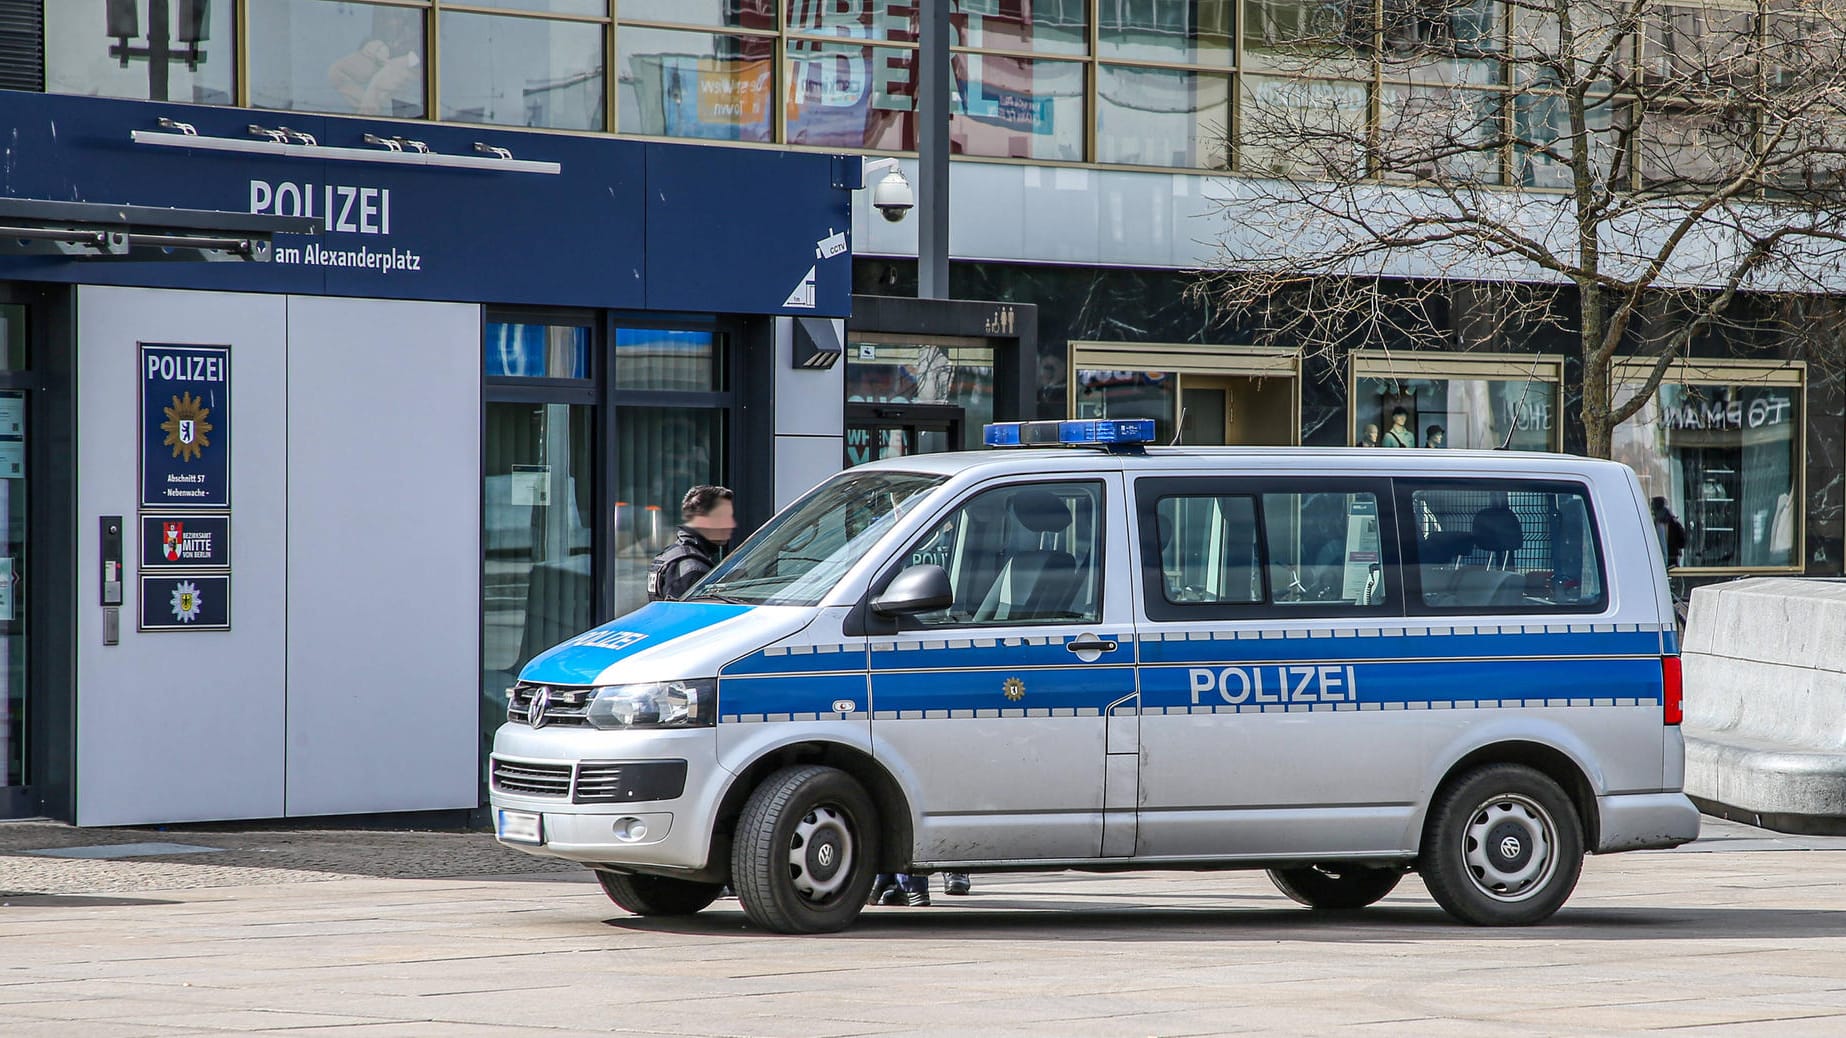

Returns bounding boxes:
[691,471,947,607]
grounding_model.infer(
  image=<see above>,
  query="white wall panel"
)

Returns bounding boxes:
[76,287,289,825]
[283,296,481,816]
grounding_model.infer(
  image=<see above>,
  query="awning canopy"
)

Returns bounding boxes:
[0,197,318,262]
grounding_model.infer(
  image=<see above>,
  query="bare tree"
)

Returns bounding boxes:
[1201,0,1846,456]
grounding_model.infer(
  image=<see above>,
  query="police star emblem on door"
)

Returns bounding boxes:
[1003,677,1026,701]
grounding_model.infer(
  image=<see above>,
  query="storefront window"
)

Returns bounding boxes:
[46,0,236,104]
[613,407,725,615]
[846,341,996,451]
[1614,380,1801,569]
[957,0,1089,57]
[626,0,778,31]
[614,328,724,392]
[1098,0,1232,64]
[1073,369,1178,444]
[440,11,606,130]
[1097,65,1231,168]
[1353,374,1556,450]
[785,40,917,148]
[249,1,425,117]
[617,27,775,141]
[485,322,591,379]
[953,55,1085,161]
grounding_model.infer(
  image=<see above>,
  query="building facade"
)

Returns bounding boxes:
[1,0,1839,822]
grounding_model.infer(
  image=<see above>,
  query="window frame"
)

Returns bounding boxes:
[1133,475,1404,622]
[1393,477,1611,617]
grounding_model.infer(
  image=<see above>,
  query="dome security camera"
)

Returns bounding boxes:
[871,170,914,223]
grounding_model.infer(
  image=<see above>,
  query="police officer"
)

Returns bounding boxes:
[648,485,736,602]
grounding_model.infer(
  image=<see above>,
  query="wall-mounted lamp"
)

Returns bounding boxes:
[792,318,844,371]
[108,0,211,102]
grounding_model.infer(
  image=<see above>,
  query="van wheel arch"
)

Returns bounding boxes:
[710,742,914,876]
[1425,741,1599,853]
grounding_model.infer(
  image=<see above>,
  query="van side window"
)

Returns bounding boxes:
[1402,481,1607,613]
[1154,496,1262,604]
[1262,492,1390,608]
[902,482,1103,626]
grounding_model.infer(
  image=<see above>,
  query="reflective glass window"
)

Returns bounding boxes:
[613,328,725,391]
[485,322,591,379]
[1514,91,1621,189]
[1353,375,1555,451]
[1073,370,1177,444]
[952,55,1084,161]
[1098,0,1233,64]
[618,28,775,141]
[845,341,996,449]
[624,0,778,31]
[1239,76,1369,178]
[1404,482,1606,611]
[1154,495,1263,605]
[1263,491,1389,607]
[46,0,236,103]
[1382,0,1503,83]
[783,0,916,41]
[474,0,607,15]
[955,0,1088,57]
[785,40,917,148]
[1379,85,1505,184]
[1241,0,1370,73]
[249,1,426,118]
[612,407,727,612]
[897,481,1105,626]
[1097,65,1229,168]
[1613,381,1802,569]
[440,11,606,130]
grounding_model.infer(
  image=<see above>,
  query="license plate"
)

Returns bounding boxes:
[497,809,543,845]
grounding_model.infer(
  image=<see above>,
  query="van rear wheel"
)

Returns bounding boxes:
[1419,763,1584,926]
[1268,864,1402,910]
[732,765,878,934]
[594,870,722,917]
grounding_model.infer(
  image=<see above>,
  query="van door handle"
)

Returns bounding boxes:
[1066,635,1119,654]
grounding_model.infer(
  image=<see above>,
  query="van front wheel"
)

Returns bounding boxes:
[1419,763,1584,926]
[1268,864,1402,910]
[594,870,722,916]
[732,765,878,934]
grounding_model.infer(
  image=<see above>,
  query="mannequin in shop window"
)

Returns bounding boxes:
[1425,425,1446,449]
[1356,423,1380,447]
[1383,408,1416,447]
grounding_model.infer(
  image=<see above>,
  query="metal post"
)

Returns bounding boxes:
[916,0,950,300]
[149,0,172,102]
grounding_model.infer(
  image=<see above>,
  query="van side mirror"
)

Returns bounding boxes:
[870,564,952,616]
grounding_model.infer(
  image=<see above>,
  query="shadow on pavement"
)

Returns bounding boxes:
[603,901,1846,942]
[0,893,182,908]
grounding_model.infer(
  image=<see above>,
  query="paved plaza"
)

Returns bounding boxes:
[4,818,1846,1036]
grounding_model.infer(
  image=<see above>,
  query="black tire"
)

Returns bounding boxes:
[594,870,722,917]
[1418,763,1585,926]
[731,765,879,934]
[1268,864,1403,910]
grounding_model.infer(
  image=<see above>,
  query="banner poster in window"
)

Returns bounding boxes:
[139,573,231,632]
[140,514,231,570]
[141,344,230,509]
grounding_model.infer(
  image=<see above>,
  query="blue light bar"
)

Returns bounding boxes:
[983,419,1156,450]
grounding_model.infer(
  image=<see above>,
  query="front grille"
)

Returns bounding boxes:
[490,758,572,797]
[573,763,626,802]
[506,683,594,728]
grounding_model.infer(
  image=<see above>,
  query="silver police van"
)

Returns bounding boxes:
[489,419,1698,934]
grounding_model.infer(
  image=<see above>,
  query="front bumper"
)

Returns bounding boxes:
[487,723,731,873]
[1595,791,1702,852]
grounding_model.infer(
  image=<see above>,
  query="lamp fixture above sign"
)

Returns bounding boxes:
[131,118,562,175]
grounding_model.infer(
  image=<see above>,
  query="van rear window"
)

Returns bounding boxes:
[1401,481,1606,613]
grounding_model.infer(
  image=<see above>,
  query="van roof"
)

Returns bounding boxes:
[850,446,1629,480]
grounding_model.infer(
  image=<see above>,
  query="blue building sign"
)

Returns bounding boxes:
[141,514,232,570]
[140,574,232,632]
[141,344,231,509]
[0,91,855,317]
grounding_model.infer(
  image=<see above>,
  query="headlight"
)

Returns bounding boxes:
[584,679,716,729]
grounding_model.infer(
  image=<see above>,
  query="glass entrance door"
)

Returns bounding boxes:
[844,404,964,466]
[0,304,26,810]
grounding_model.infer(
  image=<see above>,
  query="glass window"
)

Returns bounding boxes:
[440,11,606,130]
[1241,0,1370,74]
[899,482,1104,626]
[699,471,948,606]
[1514,91,1621,189]
[952,55,1084,161]
[1404,482,1606,611]
[1074,370,1177,444]
[0,385,22,789]
[618,27,775,141]
[1155,495,1263,604]
[956,0,1088,57]
[1382,0,1503,83]
[482,400,593,677]
[1353,374,1555,450]
[486,322,591,379]
[783,0,915,40]
[476,0,607,15]
[1098,0,1232,64]
[613,407,726,613]
[1238,76,1369,178]
[613,328,724,391]
[845,341,996,449]
[47,0,236,103]
[625,0,778,31]
[1097,65,1230,168]
[1379,85,1505,184]
[1263,491,1389,606]
[785,40,917,148]
[249,0,425,117]
[0,305,24,371]
[1613,380,1801,569]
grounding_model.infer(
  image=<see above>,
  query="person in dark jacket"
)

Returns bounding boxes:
[647,485,735,601]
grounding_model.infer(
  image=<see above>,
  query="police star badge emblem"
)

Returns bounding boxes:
[160,392,214,462]
[1003,677,1026,701]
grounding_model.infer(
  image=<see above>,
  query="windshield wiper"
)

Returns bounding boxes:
[686,591,752,604]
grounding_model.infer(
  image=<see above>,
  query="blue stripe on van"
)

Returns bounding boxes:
[520,602,752,685]
[869,636,1093,671]
[1141,656,1664,710]
[723,643,863,676]
[1136,628,1662,666]
[719,673,869,719]
[871,666,1133,714]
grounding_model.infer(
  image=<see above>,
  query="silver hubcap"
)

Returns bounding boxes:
[787,804,855,902]
[1461,793,1557,902]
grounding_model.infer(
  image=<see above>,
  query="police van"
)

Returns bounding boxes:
[489,419,1698,934]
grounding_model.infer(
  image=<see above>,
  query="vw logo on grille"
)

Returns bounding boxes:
[528,687,551,729]
[1499,835,1522,859]
[816,844,835,868]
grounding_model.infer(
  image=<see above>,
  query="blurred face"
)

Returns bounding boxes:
[688,499,736,544]
[1363,424,1379,442]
